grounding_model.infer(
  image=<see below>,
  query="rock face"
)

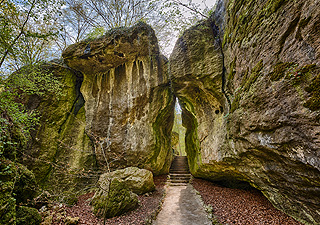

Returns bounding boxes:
[99,167,155,195]
[170,0,320,224]
[24,62,95,193]
[92,177,139,218]
[24,23,173,194]
[63,22,174,174]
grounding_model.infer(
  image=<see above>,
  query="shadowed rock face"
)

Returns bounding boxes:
[171,0,320,224]
[63,22,174,174]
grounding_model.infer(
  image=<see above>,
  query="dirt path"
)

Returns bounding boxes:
[153,184,211,225]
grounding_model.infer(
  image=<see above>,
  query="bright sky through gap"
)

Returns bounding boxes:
[164,0,218,56]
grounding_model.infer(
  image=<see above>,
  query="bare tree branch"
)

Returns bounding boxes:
[0,0,37,69]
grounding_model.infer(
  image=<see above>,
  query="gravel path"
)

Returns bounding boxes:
[192,178,303,225]
[153,184,211,225]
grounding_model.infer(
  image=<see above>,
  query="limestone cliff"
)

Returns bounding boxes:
[170,0,320,224]
[62,22,174,174]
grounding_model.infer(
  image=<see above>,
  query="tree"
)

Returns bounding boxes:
[0,0,62,75]
[60,0,214,55]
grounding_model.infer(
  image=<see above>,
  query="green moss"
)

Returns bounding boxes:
[270,0,288,13]
[295,16,311,40]
[304,73,320,111]
[289,64,316,84]
[92,178,138,219]
[0,180,16,224]
[227,58,237,81]
[14,164,38,204]
[149,86,175,174]
[16,206,41,225]
[242,60,263,92]
[269,62,295,81]
[230,94,241,113]
[224,0,290,47]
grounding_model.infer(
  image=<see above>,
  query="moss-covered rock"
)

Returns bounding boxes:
[92,177,138,218]
[170,17,227,175]
[99,167,155,195]
[14,163,38,204]
[16,206,41,225]
[0,158,16,225]
[22,61,95,195]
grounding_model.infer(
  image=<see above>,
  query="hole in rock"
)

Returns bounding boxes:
[215,110,220,114]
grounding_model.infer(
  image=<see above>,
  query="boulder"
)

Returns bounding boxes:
[99,167,155,195]
[23,61,94,191]
[92,177,138,218]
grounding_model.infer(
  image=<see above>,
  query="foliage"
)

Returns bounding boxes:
[60,0,214,55]
[172,100,186,155]
[0,63,62,157]
[0,0,63,76]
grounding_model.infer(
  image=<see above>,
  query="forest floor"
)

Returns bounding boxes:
[45,176,304,225]
[192,178,304,225]
[48,175,167,225]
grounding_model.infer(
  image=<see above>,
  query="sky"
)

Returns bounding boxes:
[163,0,218,56]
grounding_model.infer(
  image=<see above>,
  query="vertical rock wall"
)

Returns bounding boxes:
[63,22,174,175]
[170,0,320,224]
[24,62,95,192]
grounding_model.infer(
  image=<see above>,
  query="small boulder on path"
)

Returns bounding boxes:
[99,167,155,195]
[92,177,139,218]
[92,167,154,218]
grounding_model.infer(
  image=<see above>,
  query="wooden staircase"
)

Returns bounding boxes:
[168,156,191,186]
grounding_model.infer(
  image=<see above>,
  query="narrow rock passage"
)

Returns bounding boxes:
[153,184,211,225]
[154,156,211,225]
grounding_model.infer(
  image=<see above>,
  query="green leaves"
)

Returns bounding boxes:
[0,62,62,156]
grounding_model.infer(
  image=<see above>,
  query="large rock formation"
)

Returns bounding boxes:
[62,22,174,174]
[24,23,174,196]
[24,62,95,192]
[170,0,320,224]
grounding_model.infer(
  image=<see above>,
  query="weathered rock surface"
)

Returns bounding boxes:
[92,177,139,218]
[170,18,228,175]
[24,61,95,193]
[63,22,174,174]
[99,167,155,195]
[171,0,320,224]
